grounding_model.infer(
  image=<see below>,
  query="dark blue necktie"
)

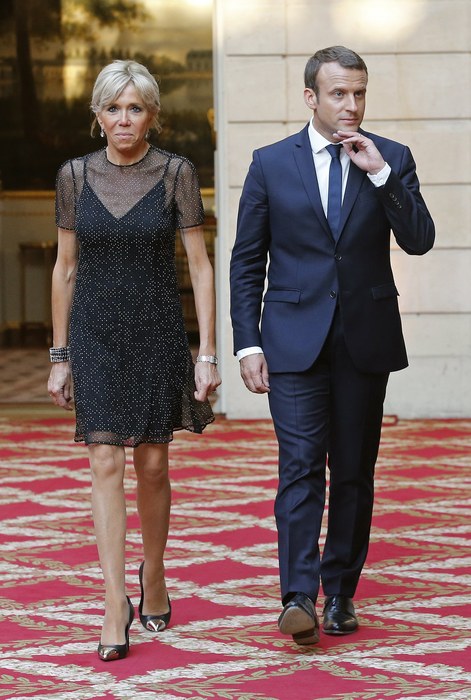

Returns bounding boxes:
[326,144,342,237]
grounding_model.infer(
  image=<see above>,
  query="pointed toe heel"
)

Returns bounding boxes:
[97,595,134,662]
[139,561,172,632]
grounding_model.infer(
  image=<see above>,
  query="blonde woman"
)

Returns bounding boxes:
[48,60,220,661]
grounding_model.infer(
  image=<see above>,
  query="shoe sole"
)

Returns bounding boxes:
[279,606,319,645]
[293,628,320,645]
[322,625,358,636]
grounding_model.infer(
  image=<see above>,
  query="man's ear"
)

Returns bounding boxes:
[304,88,317,111]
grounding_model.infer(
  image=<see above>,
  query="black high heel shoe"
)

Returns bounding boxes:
[97,595,134,661]
[139,561,171,632]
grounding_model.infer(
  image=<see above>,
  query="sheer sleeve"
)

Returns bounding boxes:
[174,158,205,230]
[55,160,77,230]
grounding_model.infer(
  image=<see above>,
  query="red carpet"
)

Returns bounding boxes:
[0,414,470,699]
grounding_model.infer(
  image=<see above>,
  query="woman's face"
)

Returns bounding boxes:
[98,83,153,161]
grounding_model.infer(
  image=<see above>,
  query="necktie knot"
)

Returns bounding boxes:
[326,143,342,160]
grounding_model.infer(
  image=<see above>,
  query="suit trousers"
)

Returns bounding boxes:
[268,308,389,604]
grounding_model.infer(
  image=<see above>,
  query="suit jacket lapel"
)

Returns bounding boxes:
[292,124,369,243]
[337,127,369,241]
[337,163,366,240]
[293,126,331,239]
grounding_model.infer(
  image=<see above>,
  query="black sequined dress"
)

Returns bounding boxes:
[55,146,214,446]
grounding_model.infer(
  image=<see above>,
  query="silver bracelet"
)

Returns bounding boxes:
[196,354,218,365]
[49,346,70,363]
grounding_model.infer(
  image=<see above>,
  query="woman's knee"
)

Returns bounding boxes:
[88,444,124,483]
[134,445,169,485]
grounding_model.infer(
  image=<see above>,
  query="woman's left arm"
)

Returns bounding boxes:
[180,225,221,402]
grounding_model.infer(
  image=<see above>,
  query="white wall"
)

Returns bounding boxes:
[214,0,471,419]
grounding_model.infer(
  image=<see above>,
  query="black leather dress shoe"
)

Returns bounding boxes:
[322,595,358,635]
[278,592,319,645]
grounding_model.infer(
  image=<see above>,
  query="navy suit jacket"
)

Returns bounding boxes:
[230,125,435,374]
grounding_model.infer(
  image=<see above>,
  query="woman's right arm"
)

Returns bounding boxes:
[47,228,79,410]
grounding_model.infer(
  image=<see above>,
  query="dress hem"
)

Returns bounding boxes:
[74,415,215,448]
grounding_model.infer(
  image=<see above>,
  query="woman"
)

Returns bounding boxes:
[47,60,220,661]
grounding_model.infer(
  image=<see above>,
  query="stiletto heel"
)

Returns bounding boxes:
[139,561,171,632]
[97,595,134,661]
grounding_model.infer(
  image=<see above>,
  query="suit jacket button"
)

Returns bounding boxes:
[330,290,337,299]
[335,254,342,261]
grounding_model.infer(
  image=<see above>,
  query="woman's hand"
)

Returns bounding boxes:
[181,226,220,403]
[48,362,74,410]
[194,361,221,402]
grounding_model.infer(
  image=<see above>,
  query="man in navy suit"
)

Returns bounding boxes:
[230,46,435,645]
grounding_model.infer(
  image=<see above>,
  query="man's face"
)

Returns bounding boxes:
[304,62,368,140]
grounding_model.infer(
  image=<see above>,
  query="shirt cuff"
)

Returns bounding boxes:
[367,162,391,187]
[236,346,263,361]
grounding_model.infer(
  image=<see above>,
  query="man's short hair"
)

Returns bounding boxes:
[304,46,368,96]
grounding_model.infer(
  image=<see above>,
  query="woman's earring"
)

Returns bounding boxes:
[100,127,105,138]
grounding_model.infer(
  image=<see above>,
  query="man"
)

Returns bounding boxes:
[230,46,435,645]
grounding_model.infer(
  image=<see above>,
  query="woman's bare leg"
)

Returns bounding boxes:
[134,443,171,614]
[89,443,129,645]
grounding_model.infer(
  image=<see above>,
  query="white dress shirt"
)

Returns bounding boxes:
[308,120,351,215]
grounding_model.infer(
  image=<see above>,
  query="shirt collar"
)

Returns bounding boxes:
[307,119,339,154]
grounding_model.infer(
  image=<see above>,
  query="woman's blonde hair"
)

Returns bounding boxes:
[90,60,161,137]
